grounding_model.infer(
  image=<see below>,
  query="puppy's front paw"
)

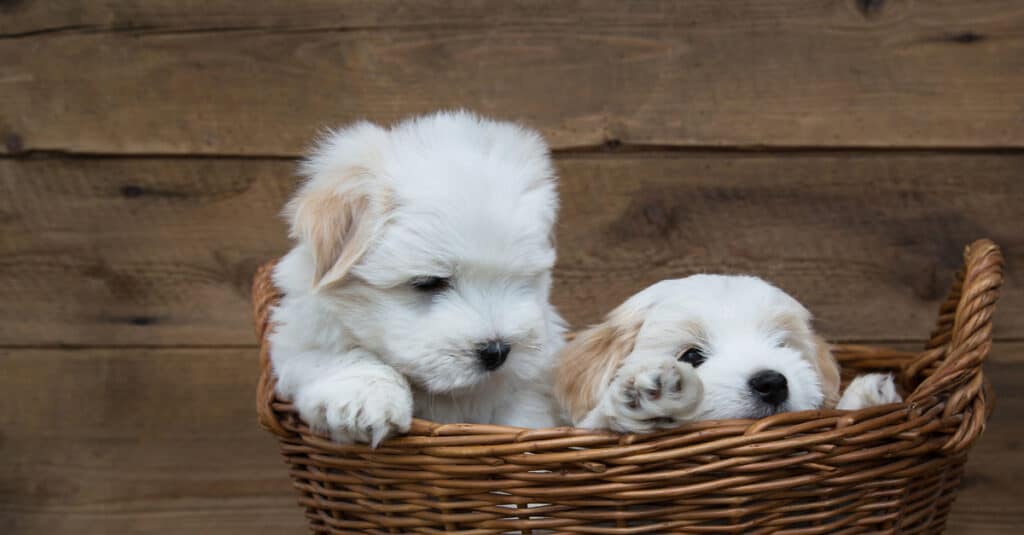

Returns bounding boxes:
[836,373,901,411]
[295,374,413,446]
[604,358,703,433]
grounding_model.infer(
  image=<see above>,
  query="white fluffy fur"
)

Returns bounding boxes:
[557,275,902,432]
[837,373,902,410]
[270,111,566,445]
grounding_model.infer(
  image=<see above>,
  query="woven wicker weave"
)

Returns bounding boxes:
[254,239,1002,534]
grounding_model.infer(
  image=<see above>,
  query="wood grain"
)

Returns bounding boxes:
[0,158,293,346]
[2,1,1023,155]
[0,347,304,535]
[0,0,758,35]
[1,343,1019,534]
[2,153,1020,346]
[2,0,1021,35]
[553,153,1024,335]
[947,356,1024,534]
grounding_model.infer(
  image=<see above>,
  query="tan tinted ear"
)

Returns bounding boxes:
[812,336,841,409]
[554,308,645,425]
[285,169,389,289]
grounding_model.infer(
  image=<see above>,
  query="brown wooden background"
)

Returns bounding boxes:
[1,1,1022,533]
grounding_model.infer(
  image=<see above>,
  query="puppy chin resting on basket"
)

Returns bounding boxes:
[270,111,566,446]
[555,275,902,433]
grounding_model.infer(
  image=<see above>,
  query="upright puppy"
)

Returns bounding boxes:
[270,111,565,445]
[555,275,900,432]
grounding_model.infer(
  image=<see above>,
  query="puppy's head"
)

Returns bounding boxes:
[557,276,839,423]
[287,111,560,393]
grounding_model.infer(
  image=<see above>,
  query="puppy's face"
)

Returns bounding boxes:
[558,276,839,422]
[640,276,838,419]
[289,112,560,393]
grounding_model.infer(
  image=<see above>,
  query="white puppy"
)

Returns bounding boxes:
[270,111,565,445]
[555,275,901,432]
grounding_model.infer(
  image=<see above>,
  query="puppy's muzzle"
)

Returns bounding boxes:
[477,340,512,371]
[749,370,789,405]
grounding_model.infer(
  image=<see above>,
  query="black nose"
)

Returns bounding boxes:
[477,340,511,371]
[748,370,789,405]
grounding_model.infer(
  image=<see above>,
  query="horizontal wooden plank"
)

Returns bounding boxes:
[0,0,411,35]
[3,0,1022,36]
[1,0,770,35]
[0,158,292,346]
[2,1,1024,154]
[0,344,1019,534]
[555,153,1024,338]
[2,153,1021,346]
[0,347,305,535]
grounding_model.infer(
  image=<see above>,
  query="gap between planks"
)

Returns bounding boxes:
[5,145,1024,160]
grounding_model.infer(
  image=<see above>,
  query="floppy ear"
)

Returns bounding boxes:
[774,305,841,410]
[554,305,647,425]
[812,336,841,409]
[285,123,391,289]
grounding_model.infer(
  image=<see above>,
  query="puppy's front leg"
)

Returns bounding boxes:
[286,349,413,446]
[581,356,703,433]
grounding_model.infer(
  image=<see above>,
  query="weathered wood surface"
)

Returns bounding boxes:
[1,343,1019,534]
[944,350,1024,534]
[0,157,292,346]
[3,1,1024,155]
[2,0,1021,35]
[0,347,304,535]
[2,153,1020,346]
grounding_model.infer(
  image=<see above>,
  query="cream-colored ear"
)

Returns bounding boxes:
[285,172,388,289]
[554,306,646,425]
[285,123,392,289]
[812,336,841,409]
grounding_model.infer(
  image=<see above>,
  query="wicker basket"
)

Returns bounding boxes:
[254,239,1002,534]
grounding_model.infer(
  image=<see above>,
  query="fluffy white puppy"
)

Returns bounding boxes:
[270,111,565,445]
[555,275,901,432]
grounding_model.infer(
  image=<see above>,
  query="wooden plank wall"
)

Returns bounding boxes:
[1,1,1021,533]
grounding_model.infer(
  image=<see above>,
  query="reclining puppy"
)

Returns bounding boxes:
[555,275,901,432]
[270,111,565,445]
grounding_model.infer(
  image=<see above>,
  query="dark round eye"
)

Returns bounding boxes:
[409,276,451,293]
[678,347,707,368]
